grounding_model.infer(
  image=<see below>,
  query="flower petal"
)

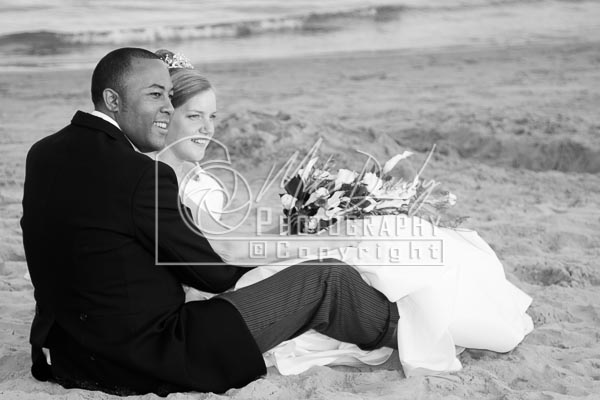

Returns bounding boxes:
[300,157,319,182]
[382,151,414,175]
[281,194,297,210]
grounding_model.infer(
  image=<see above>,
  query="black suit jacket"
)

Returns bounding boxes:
[21,111,265,395]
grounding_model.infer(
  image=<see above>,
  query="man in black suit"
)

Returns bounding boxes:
[21,48,398,396]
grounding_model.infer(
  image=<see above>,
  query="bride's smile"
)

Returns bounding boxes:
[190,136,210,147]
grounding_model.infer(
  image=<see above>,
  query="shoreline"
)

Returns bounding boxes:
[3,38,599,75]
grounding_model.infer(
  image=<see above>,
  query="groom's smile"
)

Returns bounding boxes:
[153,120,169,130]
[152,119,170,137]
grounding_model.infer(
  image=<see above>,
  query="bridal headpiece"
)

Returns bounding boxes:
[156,49,194,70]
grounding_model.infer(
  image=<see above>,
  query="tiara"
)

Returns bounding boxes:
[160,52,194,69]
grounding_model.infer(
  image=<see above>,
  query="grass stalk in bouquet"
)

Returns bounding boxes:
[281,143,466,234]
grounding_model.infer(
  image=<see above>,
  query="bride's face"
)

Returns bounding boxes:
[165,89,217,162]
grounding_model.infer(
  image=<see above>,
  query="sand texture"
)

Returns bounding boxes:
[1,41,600,399]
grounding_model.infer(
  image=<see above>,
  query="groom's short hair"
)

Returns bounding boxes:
[91,47,161,107]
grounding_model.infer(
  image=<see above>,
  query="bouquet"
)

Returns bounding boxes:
[281,144,464,234]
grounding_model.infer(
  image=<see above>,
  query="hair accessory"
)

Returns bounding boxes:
[159,51,194,69]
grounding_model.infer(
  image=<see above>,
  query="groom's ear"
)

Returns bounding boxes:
[103,88,120,112]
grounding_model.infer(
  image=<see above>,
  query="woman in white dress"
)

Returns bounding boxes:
[153,50,534,377]
[151,50,356,264]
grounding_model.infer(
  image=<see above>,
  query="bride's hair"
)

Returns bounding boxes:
[170,69,213,109]
[155,49,213,109]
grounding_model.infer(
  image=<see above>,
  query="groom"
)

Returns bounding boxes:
[21,47,398,396]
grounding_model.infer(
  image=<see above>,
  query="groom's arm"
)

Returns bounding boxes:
[132,162,248,293]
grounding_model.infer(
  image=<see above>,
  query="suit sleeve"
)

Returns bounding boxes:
[132,161,248,293]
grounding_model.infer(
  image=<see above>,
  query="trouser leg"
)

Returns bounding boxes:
[218,259,399,353]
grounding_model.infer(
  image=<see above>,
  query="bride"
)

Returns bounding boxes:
[152,50,533,377]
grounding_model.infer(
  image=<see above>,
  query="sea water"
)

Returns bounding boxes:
[0,0,599,71]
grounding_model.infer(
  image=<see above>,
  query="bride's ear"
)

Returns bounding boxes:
[103,88,120,112]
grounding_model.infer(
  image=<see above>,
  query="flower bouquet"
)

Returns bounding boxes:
[281,144,464,234]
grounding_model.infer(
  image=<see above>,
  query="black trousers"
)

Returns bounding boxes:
[218,259,399,353]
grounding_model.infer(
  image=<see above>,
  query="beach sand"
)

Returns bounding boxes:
[1,40,600,399]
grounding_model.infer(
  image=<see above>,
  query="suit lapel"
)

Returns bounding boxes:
[71,111,135,150]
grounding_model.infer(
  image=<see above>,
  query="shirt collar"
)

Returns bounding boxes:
[90,110,141,153]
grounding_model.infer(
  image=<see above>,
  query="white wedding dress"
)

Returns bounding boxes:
[182,169,533,377]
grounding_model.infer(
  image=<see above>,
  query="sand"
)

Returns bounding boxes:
[1,40,600,399]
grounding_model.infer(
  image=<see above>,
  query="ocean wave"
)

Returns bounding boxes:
[0,0,548,58]
[2,0,542,48]
[0,5,407,50]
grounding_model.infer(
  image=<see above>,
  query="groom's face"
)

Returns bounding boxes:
[116,58,174,152]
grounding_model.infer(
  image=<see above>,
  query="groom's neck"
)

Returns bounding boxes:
[94,106,117,122]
